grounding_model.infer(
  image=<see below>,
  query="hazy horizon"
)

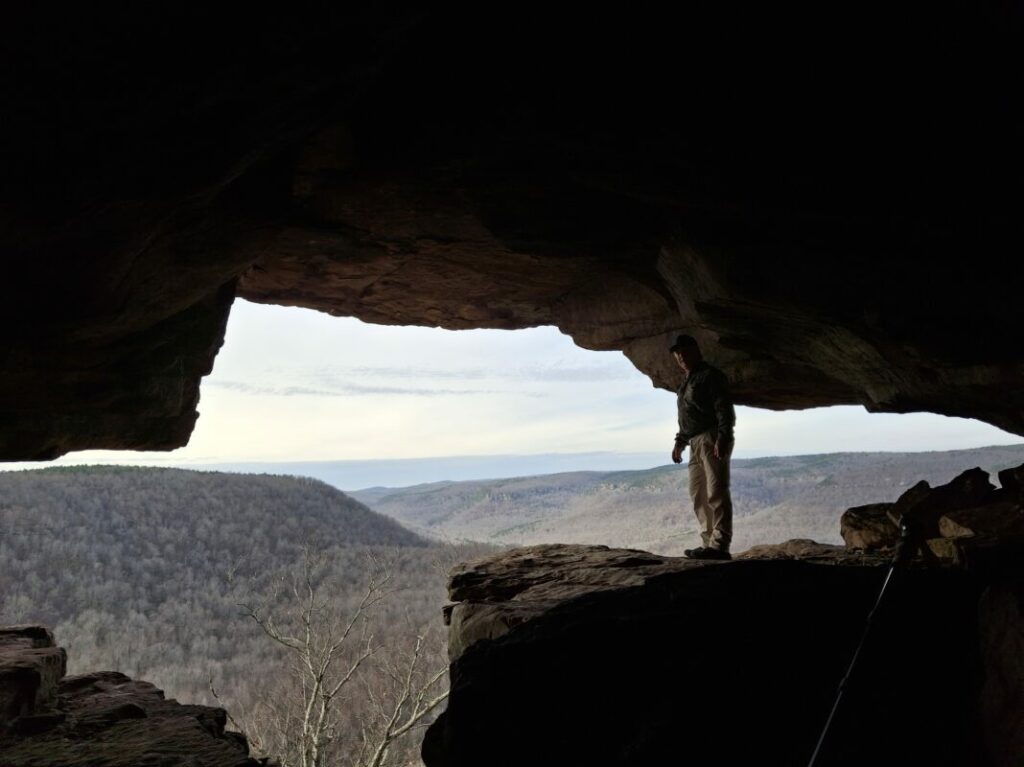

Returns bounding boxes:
[10,443,1023,493]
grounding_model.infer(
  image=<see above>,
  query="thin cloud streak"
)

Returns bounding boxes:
[205,380,513,398]
[260,363,633,384]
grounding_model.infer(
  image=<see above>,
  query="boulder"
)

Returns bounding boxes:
[925,537,962,563]
[0,626,66,726]
[939,502,1024,539]
[840,503,898,549]
[892,468,996,538]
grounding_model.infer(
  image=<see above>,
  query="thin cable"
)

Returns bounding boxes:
[807,520,916,767]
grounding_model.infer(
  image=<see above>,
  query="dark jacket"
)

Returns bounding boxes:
[674,361,735,445]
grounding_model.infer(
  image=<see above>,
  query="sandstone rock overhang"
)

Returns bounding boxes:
[2,5,1021,459]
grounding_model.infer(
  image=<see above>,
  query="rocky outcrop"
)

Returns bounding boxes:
[840,464,1024,564]
[427,457,1024,767]
[425,543,989,766]
[732,538,877,562]
[940,503,1024,540]
[0,626,67,724]
[444,542,889,661]
[0,625,266,767]
[896,468,997,538]
[840,503,899,550]
[2,6,1023,459]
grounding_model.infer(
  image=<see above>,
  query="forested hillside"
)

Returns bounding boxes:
[352,444,1024,554]
[0,467,482,765]
[2,447,1022,761]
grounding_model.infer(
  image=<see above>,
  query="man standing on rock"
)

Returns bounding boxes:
[670,334,736,560]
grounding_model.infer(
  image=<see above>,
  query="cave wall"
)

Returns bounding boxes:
[2,5,1022,459]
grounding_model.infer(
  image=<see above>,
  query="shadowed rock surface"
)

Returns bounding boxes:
[425,541,1020,766]
[443,542,890,662]
[2,5,1023,458]
[979,581,1024,767]
[0,626,266,767]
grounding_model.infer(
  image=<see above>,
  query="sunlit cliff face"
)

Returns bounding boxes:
[1,5,1021,461]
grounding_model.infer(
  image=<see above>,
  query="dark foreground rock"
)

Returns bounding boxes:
[424,543,1017,767]
[979,581,1024,767]
[0,626,267,767]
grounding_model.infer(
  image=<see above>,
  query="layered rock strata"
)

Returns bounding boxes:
[0,626,266,767]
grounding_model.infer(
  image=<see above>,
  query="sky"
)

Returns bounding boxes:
[3,299,1020,484]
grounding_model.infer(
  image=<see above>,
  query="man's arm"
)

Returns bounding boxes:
[711,370,736,458]
[673,382,688,463]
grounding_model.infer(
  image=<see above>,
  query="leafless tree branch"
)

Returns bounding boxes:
[223,543,448,767]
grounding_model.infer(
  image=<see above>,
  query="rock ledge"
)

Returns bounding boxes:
[0,625,268,767]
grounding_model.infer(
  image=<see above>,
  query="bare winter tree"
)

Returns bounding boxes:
[212,545,449,767]
[353,625,449,767]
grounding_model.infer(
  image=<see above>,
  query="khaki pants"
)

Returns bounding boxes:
[688,431,733,551]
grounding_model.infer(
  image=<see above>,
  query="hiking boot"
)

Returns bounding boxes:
[684,546,732,561]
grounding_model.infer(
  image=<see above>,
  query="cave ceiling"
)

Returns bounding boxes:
[1,5,1021,460]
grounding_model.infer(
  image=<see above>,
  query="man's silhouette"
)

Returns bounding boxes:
[670,334,736,560]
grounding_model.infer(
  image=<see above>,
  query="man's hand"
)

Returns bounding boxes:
[672,442,685,464]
